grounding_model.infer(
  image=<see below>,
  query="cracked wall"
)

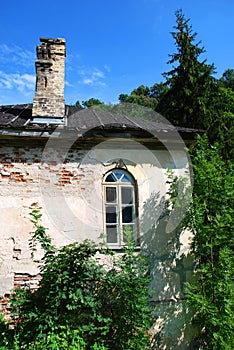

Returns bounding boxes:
[0,138,196,348]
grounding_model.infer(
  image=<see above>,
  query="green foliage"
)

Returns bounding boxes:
[82,98,104,108]
[119,83,167,110]
[219,69,234,90]
[1,207,151,349]
[73,11,233,145]
[75,98,104,109]
[208,87,234,160]
[185,135,234,349]
[158,9,216,129]
[0,313,14,349]
[75,100,83,108]
[29,206,56,261]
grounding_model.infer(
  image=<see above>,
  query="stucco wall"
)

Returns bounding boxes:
[0,137,196,348]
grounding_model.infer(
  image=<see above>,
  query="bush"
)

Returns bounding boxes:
[1,207,151,349]
[185,136,234,349]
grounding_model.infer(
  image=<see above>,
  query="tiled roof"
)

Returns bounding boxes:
[0,103,202,138]
[0,104,32,128]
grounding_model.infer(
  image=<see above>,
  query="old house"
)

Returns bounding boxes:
[0,38,199,348]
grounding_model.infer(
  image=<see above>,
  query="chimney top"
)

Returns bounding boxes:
[39,37,66,44]
[32,37,66,123]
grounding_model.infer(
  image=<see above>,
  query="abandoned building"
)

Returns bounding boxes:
[0,38,200,348]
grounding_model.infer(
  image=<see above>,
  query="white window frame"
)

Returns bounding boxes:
[102,169,138,246]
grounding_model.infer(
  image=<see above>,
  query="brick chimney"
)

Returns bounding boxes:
[32,38,66,121]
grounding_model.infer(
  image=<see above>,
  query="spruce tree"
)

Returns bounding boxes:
[158,9,217,129]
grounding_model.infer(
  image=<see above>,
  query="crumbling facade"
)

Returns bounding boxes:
[0,38,200,348]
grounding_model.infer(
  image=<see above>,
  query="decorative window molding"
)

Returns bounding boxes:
[102,169,138,246]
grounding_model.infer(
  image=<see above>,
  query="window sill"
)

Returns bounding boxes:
[107,245,141,252]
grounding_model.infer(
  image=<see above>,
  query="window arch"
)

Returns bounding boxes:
[103,169,138,245]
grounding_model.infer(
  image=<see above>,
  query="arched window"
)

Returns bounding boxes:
[103,169,137,245]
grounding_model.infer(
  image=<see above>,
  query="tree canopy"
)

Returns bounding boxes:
[76,97,104,109]
[157,9,217,129]
[219,69,234,90]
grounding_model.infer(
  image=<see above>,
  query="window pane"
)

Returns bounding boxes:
[105,173,116,182]
[122,206,133,223]
[106,187,116,203]
[106,206,117,223]
[122,225,135,243]
[121,173,132,182]
[121,187,133,204]
[113,171,123,180]
[106,225,118,243]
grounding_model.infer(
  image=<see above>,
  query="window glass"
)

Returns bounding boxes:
[106,206,117,223]
[121,187,133,204]
[123,225,135,243]
[103,169,137,245]
[113,171,124,180]
[105,173,116,182]
[122,206,133,223]
[121,174,132,182]
[106,225,118,243]
[106,187,116,203]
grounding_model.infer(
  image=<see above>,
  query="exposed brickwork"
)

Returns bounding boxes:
[0,272,41,321]
[0,141,100,301]
[0,144,93,193]
[13,273,41,291]
[0,294,12,321]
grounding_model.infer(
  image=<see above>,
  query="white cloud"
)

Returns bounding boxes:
[103,64,111,73]
[83,78,93,85]
[92,70,104,79]
[0,71,35,91]
[78,66,107,86]
[0,44,35,68]
[65,80,73,87]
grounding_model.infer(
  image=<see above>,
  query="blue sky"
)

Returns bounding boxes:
[0,0,234,106]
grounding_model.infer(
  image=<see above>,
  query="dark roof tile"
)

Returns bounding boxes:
[0,104,203,138]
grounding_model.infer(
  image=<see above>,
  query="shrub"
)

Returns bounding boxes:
[1,207,151,349]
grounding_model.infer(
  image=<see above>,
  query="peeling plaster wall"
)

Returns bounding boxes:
[0,139,196,348]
